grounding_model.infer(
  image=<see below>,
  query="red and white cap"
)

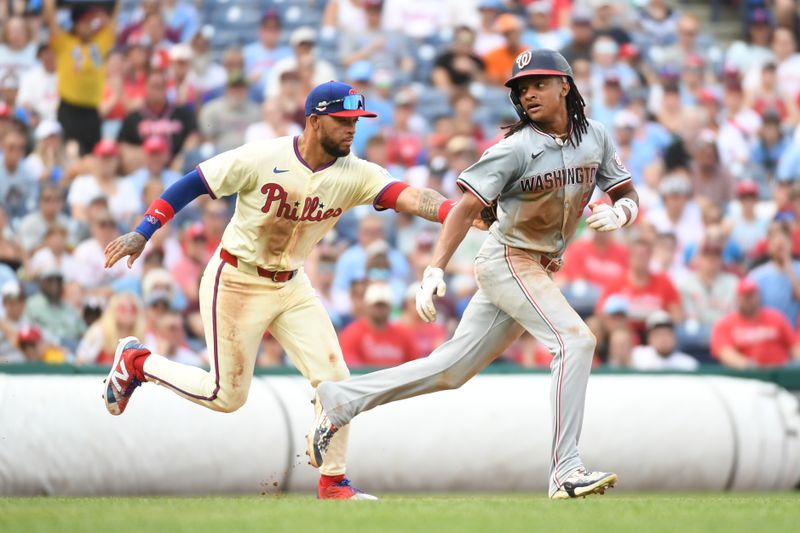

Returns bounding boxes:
[736,277,759,295]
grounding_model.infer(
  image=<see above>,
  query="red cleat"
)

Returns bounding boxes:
[318,477,378,500]
[103,336,149,416]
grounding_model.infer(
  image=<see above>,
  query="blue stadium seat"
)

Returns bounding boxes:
[212,4,263,27]
[481,86,515,126]
[210,28,246,49]
[413,43,439,83]
[415,85,451,121]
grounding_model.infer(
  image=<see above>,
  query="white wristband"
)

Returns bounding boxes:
[614,197,638,227]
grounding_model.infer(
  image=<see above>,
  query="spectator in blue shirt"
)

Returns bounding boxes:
[751,110,791,183]
[242,10,292,103]
[522,1,570,51]
[749,220,800,327]
[124,136,181,201]
[164,0,200,43]
[591,73,625,131]
[332,216,410,315]
[776,135,800,184]
[346,61,394,157]
[612,110,659,186]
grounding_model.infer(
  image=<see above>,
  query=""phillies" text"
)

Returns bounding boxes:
[260,183,343,221]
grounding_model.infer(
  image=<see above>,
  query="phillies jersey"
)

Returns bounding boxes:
[198,135,393,271]
[456,119,631,255]
[711,308,796,366]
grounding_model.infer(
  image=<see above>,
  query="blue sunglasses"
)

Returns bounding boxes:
[314,94,366,112]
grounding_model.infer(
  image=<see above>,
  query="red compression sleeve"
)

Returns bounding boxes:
[373,181,410,211]
[437,200,456,223]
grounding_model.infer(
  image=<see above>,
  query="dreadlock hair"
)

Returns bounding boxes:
[502,77,589,146]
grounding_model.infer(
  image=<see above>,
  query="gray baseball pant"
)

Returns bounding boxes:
[318,234,596,495]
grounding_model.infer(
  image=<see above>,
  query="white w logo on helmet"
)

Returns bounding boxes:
[516,50,532,70]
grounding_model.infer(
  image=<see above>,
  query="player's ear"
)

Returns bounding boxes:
[308,115,320,131]
[561,77,570,97]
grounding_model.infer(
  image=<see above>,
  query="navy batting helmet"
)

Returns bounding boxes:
[505,49,574,88]
[506,49,573,121]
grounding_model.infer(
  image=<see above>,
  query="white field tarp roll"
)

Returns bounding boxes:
[0,374,797,495]
[0,375,290,496]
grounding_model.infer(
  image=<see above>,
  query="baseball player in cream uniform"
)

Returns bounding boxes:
[103,81,456,500]
[308,50,640,500]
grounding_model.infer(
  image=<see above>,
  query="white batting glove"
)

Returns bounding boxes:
[586,202,627,232]
[416,266,446,323]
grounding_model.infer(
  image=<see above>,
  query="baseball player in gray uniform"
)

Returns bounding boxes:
[307,50,639,499]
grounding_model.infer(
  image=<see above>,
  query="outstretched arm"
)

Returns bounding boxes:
[392,186,452,223]
[415,191,485,323]
[104,169,211,268]
[379,182,488,228]
[42,0,60,37]
[429,192,485,269]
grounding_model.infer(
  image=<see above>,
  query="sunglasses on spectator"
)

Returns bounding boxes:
[149,299,170,310]
[95,219,116,228]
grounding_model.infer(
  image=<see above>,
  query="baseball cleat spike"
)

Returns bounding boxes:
[550,470,618,500]
[306,390,338,469]
[103,337,148,416]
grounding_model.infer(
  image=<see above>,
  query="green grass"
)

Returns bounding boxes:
[1,494,798,533]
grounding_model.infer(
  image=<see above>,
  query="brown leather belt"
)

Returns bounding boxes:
[220,249,297,282]
[538,254,563,273]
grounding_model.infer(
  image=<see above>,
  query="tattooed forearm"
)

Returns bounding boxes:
[417,188,446,222]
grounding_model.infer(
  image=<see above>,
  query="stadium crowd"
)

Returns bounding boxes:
[1,0,800,372]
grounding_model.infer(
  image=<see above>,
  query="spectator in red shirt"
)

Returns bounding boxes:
[505,332,553,368]
[339,282,416,367]
[385,89,425,168]
[711,278,800,368]
[397,283,447,360]
[558,228,629,293]
[171,222,205,310]
[171,222,205,338]
[596,238,683,335]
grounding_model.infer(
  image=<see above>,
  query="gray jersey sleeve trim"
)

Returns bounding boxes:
[605,177,632,193]
[456,178,491,206]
